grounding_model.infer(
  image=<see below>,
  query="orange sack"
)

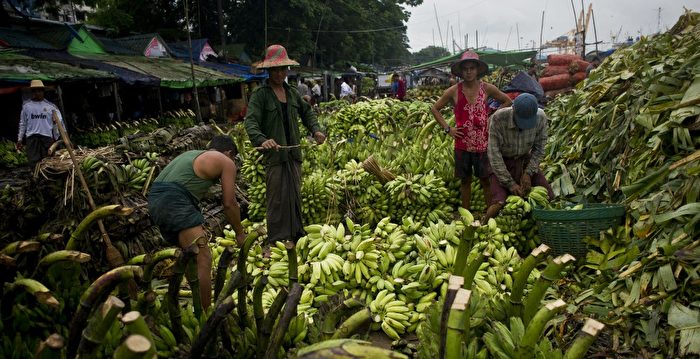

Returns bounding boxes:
[547,54,582,66]
[539,73,572,91]
[542,65,570,77]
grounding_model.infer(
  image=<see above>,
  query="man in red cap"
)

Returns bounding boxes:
[431,50,512,211]
[244,45,326,254]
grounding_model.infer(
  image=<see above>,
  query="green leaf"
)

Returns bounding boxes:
[668,302,700,356]
[654,203,700,223]
[657,264,677,291]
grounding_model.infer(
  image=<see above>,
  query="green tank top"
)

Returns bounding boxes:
[154,150,217,200]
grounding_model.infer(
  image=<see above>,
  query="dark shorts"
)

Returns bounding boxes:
[25,134,53,167]
[148,182,204,244]
[455,149,488,179]
[489,156,555,205]
[265,160,305,245]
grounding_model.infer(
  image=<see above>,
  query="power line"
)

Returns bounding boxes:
[268,25,406,34]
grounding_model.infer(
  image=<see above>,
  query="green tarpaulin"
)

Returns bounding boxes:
[411,49,538,71]
[0,51,115,83]
[75,54,242,88]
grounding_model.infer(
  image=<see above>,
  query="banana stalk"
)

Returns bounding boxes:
[167,245,198,344]
[258,287,289,358]
[4,278,59,308]
[215,270,243,308]
[563,319,605,359]
[461,251,490,290]
[522,255,575,325]
[0,253,15,267]
[237,229,264,329]
[517,299,566,357]
[77,296,125,357]
[122,311,155,357]
[213,246,235,300]
[264,282,302,359]
[321,298,365,339]
[440,275,464,359]
[446,289,471,359]
[65,205,135,250]
[185,257,203,318]
[38,250,91,268]
[33,334,65,359]
[67,265,143,358]
[36,233,63,243]
[136,290,157,319]
[453,223,477,275]
[509,244,550,316]
[126,253,150,265]
[143,248,181,288]
[2,241,41,256]
[190,294,237,359]
[331,308,372,339]
[113,334,152,359]
[286,241,298,283]
[296,338,409,359]
[253,276,268,337]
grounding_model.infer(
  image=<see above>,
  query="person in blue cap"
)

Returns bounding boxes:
[484,93,554,220]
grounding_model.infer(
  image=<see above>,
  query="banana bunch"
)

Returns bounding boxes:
[80,155,104,173]
[341,226,381,285]
[267,242,293,287]
[495,195,537,254]
[406,85,448,101]
[298,224,345,285]
[369,289,417,340]
[301,170,339,224]
[241,150,267,221]
[283,314,309,346]
[297,284,318,317]
[470,180,488,213]
[376,219,414,262]
[527,186,551,208]
[419,220,460,248]
[473,246,520,294]
[354,182,391,226]
[385,172,452,224]
[400,216,423,235]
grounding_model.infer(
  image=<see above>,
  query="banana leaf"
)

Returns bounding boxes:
[668,302,700,356]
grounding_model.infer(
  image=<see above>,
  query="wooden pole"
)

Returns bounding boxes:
[112,82,122,122]
[56,85,66,118]
[184,0,203,123]
[539,10,545,56]
[50,111,126,269]
[591,8,599,53]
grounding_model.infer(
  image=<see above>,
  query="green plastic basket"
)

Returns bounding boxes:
[532,203,625,259]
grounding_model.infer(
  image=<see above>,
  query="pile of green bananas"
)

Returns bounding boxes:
[385,172,452,224]
[0,140,27,168]
[369,290,417,340]
[301,170,340,225]
[240,149,267,221]
[406,85,447,101]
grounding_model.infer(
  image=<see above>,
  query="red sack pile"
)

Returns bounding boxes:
[539,53,589,93]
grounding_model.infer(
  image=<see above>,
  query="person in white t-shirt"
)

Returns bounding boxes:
[16,80,64,167]
[339,76,355,101]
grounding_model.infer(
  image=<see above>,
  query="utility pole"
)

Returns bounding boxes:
[657,7,662,33]
[184,0,202,123]
[580,0,586,57]
[451,26,456,54]
[432,28,435,48]
[516,23,521,50]
[434,3,444,50]
[476,30,479,50]
[592,8,599,52]
[539,10,545,56]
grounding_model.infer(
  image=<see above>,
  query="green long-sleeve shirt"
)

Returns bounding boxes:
[244,82,321,167]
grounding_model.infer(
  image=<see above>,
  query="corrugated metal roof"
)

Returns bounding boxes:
[169,39,208,59]
[95,36,137,55]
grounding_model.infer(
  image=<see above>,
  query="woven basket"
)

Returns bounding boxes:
[532,203,625,259]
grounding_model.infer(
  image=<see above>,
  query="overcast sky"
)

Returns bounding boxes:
[405,0,700,53]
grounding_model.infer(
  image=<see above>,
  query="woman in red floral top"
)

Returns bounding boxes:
[431,50,512,211]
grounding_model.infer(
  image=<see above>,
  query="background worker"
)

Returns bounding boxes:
[16,80,64,168]
[244,44,326,253]
[147,135,245,310]
[431,50,512,211]
[484,93,554,220]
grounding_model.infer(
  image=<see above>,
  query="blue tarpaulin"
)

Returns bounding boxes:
[197,61,267,82]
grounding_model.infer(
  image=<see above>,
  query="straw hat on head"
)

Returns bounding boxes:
[451,50,489,78]
[29,79,45,89]
[257,44,299,69]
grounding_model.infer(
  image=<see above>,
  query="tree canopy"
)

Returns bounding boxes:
[3,0,444,68]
